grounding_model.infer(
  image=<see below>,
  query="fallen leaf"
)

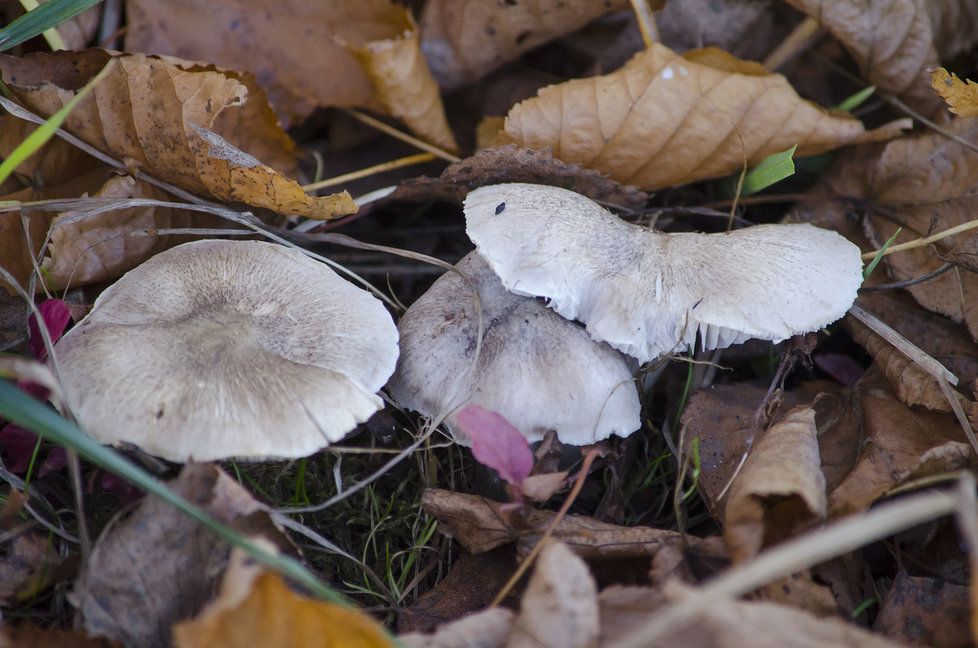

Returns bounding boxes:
[0,532,61,603]
[507,541,599,648]
[932,68,978,117]
[27,299,71,360]
[496,43,907,190]
[0,290,28,351]
[73,464,291,648]
[422,489,698,560]
[656,0,775,60]
[756,571,840,619]
[519,471,567,503]
[725,405,826,563]
[420,0,626,89]
[0,113,99,186]
[873,572,971,648]
[399,608,515,648]
[391,145,649,211]
[458,405,534,486]
[0,50,354,219]
[648,536,728,587]
[783,0,978,116]
[0,625,119,648]
[172,547,393,648]
[397,547,519,634]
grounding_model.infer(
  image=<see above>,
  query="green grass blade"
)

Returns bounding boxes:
[0,0,102,52]
[0,60,109,186]
[862,227,901,280]
[741,145,797,195]
[835,86,876,113]
[0,379,351,607]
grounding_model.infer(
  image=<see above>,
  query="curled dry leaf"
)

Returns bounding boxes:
[725,405,826,563]
[932,68,978,118]
[399,608,515,648]
[126,0,455,147]
[783,0,978,116]
[422,489,697,560]
[496,43,907,190]
[74,464,292,648]
[420,0,627,89]
[173,546,393,648]
[507,541,599,648]
[0,50,354,219]
[391,145,649,211]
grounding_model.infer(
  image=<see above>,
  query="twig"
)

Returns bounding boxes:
[344,109,460,163]
[862,217,978,261]
[490,448,601,607]
[762,17,822,71]
[859,262,953,291]
[628,0,659,48]
[303,153,437,192]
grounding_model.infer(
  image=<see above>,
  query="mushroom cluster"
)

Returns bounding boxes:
[54,240,399,462]
[391,183,862,445]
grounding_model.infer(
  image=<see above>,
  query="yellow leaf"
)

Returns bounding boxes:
[497,43,907,190]
[0,50,355,219]
[931,67,978,117]
[173,558,393,648]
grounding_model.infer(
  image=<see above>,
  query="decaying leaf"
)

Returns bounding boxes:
[420,0,626,89]
[0,50,354,219]
[73,464,291,648]
[0,113,99,187]
[0,531,61,604]
[0,290,28,351]
[391,145,649,211]
[725,405,826,563]
[873,572,971,647]
[932,68,978,118]
[783,0,978,116]
[657,0,774,60]
[399,608,515,648]
[172,547,393,648]
[422,489,698,561]
[507,541,599,648]
[496,43,907,190]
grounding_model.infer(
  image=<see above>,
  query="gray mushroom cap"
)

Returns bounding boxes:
[388,252,640,445]
[53,240,399,462]
[465,183,863,363]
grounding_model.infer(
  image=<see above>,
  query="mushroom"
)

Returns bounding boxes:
[465,183,863,363]
[52,239,399,462]
[388,252,640,445]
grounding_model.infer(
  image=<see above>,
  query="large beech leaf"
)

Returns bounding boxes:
[0,50,355,219]
[496,43,906,190]
[783,0,978,117]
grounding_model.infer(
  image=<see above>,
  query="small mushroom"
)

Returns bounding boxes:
[388,252,640,445]
[53,240,399,462]
[465,183,863,363]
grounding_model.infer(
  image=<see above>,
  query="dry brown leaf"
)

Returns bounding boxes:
[657,0,776,60]
[0,290,28,350]
[873,572,971,647]
[932,68,978,118]
[391,145,649,211]
[783,0,978,116]
[74,464,291,648]
[0,50,354,219]
[399,608,515,648]
[172,547,392,648]
[0,532,61,604]
[756,572,839,619]
[496,42,906,190]
[507,541,599,648]
[725,405,826,563]
[422,489,697,561]
[420,0,627,89]
[0,113,99,187]
[0,625,120,648]
[648,536,728,588]
[828,367,971,517]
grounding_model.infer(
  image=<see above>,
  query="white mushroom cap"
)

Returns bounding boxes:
[465,183,863,363]
[388,252,640,445]
[53,240,399,462]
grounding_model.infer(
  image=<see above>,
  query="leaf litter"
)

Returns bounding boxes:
[2,1,978,647]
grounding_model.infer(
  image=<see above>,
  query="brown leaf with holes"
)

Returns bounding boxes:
[391,145,649,211]
[783,0,978,117]
[172,547,393,648]
[74,464,292,648]
[932,68,978,118]
[725,405,826,563]
[420,0,628,89]
[0,50,354,219]
[496,43,907,190]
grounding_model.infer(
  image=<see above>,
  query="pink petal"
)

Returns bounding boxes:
[28,299,72,360]
[456,405,533,485]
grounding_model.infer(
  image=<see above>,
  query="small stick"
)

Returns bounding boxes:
[303,152,436,192]
[763,17,821,71]
[628,0,659,48]
[344,109,460,163]
[490,448,601,607]
[861,217,978,261]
